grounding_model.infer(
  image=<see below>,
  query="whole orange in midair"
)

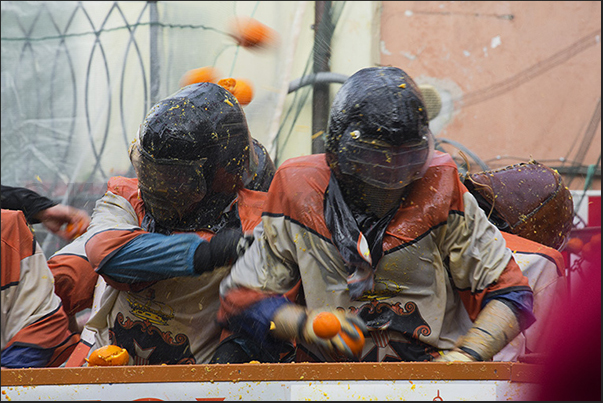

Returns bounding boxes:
[229,16,276,49]
[179,66,220,88]
[312,311,341,339]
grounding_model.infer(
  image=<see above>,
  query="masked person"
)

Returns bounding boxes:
[61,82,276,366]
[462,162,573,361]
[216,66,536,363]
[45,133,275,338]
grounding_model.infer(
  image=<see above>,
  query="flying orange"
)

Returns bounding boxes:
[229,16,277,49]
[218,77,254,106]
[179,66,220,88]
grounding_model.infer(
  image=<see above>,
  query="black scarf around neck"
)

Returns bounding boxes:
[324,175,398,300]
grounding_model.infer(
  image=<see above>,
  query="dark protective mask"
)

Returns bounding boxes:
[337,126,434,190]
[129,139,207,228]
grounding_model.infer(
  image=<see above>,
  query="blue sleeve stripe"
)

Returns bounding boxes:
[483,289,536,331]
[98,232,205,283]
[0,344,54,368]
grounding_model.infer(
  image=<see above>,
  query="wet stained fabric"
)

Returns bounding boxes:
[219,151,534,362]
[74,176,264,365]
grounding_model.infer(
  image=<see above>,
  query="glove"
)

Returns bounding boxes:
[433,349,476,362]
[194,228,253,274]
[271,304,368,360]
[435,299,521,362]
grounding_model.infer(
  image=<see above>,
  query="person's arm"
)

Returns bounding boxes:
[94,228,249,284]
[435,190,535,362]
[1,185,90,240]
[220,285,367,360]
[83,190,250,286]
[1,185,56,224]
[219,222,366,360]
[47,234,100,318]
[35,204,90,240]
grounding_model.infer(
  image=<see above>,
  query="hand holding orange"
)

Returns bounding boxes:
[307,310,366,359]
[338,324,365,357]
[65,218,87,239]
[312,311,342,339]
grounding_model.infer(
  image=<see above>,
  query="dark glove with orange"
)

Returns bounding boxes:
[271,304,368,360]
[193,228,253,274]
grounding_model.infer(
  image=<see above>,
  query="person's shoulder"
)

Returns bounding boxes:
[264,155,330,217]
[276,154,330,180]
[429,150,458,169]
[103,176,145,219]
[1,208,30,234]
[501,232,565,270]
[1,208,25,221]
[106,176,139,197]
[421,151,462,186]
[1,208,35,257]
[278,154,328,170]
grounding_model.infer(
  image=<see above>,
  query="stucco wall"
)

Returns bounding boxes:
[379,1,601,191]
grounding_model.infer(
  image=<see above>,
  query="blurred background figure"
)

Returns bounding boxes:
[1,185,98,333]
[1,185,95,335]
[531,244,601,401]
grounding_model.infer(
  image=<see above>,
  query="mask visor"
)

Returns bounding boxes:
[129,141,208,222]
[338,128,434,189]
